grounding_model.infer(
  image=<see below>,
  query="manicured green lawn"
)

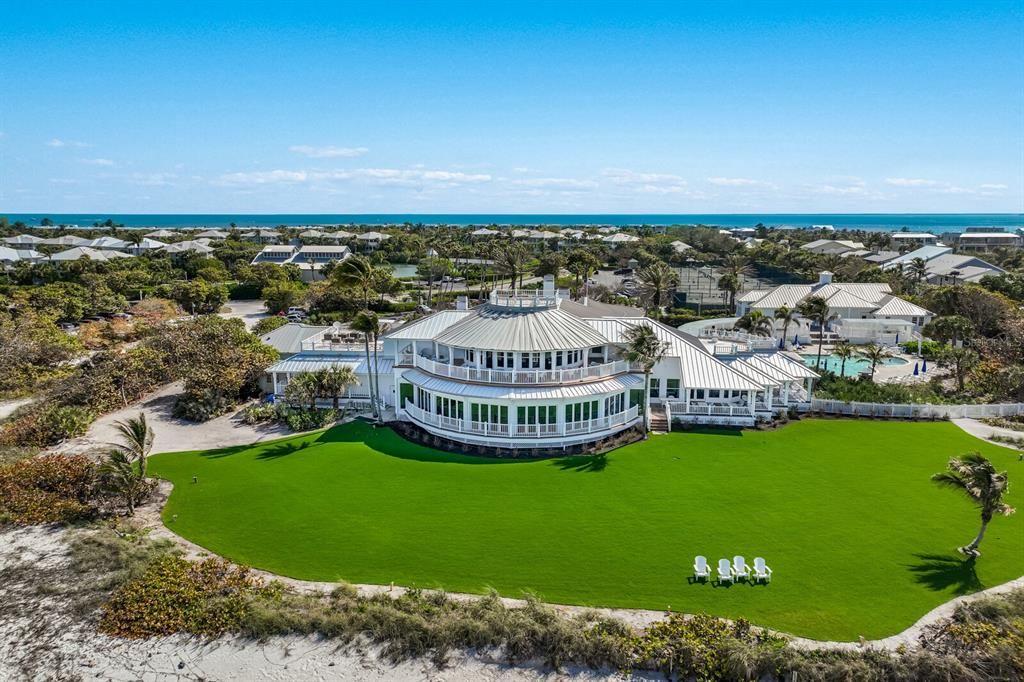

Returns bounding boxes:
[148,419,1024,641]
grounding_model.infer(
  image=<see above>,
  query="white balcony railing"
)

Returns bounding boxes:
[405,354,638,385]
[665,402,754,416]
[404,402,640,439]
[489,289,559,308]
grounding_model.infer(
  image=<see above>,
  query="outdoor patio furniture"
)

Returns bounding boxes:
[752,557,772,583]
[693,555,711,580]
[717,558,734,584]
[732,556,750,580]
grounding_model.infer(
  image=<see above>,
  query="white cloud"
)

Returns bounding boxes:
[215,167,490,189]
[937,185,974,194]
[884,177,940,187]
[817,181,866,195]
[602,168,690,194]
[130,172,178,186]
[980,183,1008,190]
[218,170,312,185]
[707,176,775,188]
[511,177,598,191]
[289,145,368,158]
[48,138,90,148]
[80,158,114,166]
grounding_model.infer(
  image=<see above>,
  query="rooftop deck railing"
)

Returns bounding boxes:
[488,289,559,308]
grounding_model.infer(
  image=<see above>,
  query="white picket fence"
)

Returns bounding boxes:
[808,399,1024,419]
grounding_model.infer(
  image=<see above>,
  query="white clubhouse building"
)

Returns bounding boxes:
[265,276,818,451]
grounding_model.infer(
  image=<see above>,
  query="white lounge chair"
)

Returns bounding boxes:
[717,558,734,584]
[693,555,711,581]
[752,557,772,583]
[732,556,750,581]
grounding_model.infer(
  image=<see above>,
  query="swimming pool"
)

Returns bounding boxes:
[801,353,908,377]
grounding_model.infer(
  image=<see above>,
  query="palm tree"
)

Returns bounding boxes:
[717,272,740,311]
[319,365,359,411]
[832,341,856,377]
[622,323,670,436]
[566,249,601,299]
[495,242,530,289]
[859,343,889,381]
[908,257,929,283]
[111,413,154,480]
[100,412,156,515]
[332,255,376,308]
[939,346,980,392]
[774,305,797,348]
[636,261,679,310]
[351,309,381,421]
[285,371,321,410]
[795,296,837,369]
[735,310,773,337]
[932,453,1015,556]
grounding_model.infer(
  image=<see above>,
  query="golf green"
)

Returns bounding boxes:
[148,419,1024,641]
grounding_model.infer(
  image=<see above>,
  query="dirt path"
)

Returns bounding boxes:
[53,382,294,455]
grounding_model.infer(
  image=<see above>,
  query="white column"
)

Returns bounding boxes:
[272,372,279,396]
[556,399,566,435]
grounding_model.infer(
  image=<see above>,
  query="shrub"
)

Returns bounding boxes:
[239,402,279,424]
[173,390,238,422]
[0,454,99,525]
[0,405,95,447]
[901,339,944,359]
[251,315,289,336]
[99,555,280,638]
[283,407,336,432]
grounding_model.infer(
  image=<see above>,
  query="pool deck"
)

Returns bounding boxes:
[797,347,925,384]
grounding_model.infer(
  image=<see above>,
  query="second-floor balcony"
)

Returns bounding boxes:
[399,353,639,385]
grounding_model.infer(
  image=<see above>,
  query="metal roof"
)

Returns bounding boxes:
[587,318,764,391]
[267,352,394,375]
[872,296,933,317]
[882,245,952,269]
[259,324,329,354]
[39,235,92,246]
[433,304,610,352]
[3,234,45,245]
[401,369,642,400]
[766,352,820,379]
[736,289,771,303]
[145,229,177,238]
[383,310,475,340]
[743,355,802,382]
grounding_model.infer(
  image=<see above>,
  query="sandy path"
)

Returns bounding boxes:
[0,526,650,682]
[54,382,294,455]
[219,298,270,331]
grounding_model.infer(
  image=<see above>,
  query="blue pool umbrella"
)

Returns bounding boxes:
[779,337,785,349]
[913,362,919,376]
[922,359,928,373]
[793,334,798,345]
[895,333,900,344]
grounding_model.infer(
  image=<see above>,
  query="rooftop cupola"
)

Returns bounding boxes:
[817,271,833,286]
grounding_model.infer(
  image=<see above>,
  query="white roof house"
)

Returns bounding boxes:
[470,228,500,237]
[3,234,45,245]
[39,235,92,247]
[800,239,866,255]
[671,240,693,253]
[736,271,934,345]
[87,236,131,250]
[161,240,215,255]
[127,237,168,254]
[195,229,230,239]
[603,232,640,244]
[145,229,178,238]
[49,247,134,262]
[356,231,390,242]
[264,276,819,450]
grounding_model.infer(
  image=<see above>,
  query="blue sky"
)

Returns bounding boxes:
[1,1,1022,214]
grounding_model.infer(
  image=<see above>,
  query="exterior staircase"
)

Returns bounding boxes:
[648,404,669,434]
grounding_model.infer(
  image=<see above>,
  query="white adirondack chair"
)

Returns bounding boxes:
[717,558,734,584]
[732,555,750,580]
[693,555,711,581]
[752,557,772,583]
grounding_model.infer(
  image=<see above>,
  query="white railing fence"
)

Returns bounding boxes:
[408,354,639,385]
[808,399,1024,419]
[403,402,640,439]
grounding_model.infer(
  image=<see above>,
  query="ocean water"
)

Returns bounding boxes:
[2,213,1022,232]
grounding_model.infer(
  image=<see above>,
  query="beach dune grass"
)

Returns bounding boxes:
[147,419,1024,641]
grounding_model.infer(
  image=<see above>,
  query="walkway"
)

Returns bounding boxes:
[952,417,1024,450]
[53,382,292,455]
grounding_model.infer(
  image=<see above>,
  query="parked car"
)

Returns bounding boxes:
[286,313,306,323]
[287,306,307,315]
[613,268,634,276]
